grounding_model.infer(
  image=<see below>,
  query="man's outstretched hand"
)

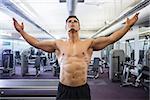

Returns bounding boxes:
[125,13,139,27]
[13,18,24,32]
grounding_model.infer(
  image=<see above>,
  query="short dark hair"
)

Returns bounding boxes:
[66,16,79,23]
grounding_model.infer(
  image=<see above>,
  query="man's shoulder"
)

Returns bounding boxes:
[82,38,94,43]
[81,38,94,48]
[55,39,64,43]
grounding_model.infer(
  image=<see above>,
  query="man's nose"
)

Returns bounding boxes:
[71,21,75,23]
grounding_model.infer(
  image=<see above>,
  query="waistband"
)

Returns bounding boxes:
[59,82,88,89]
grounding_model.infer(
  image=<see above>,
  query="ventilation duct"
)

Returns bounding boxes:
[91,0,150,38]
[1,0,56,39]
[67,0,77,16]
[60,0,84,16]
[60,0,84,3]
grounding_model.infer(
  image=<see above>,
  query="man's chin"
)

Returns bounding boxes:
[68,28,77,32]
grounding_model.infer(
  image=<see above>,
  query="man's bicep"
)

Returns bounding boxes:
[36,40,57,53]
[92,37,112,50]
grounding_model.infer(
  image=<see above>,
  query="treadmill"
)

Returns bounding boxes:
[0,79,59,99]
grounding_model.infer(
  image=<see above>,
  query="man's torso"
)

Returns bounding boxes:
[55,39,93,87]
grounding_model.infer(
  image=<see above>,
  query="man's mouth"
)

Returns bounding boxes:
[71,25,74,27]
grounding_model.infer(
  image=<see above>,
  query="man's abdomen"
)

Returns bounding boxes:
[59,58,88,87]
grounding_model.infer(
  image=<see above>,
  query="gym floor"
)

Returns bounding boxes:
[0,66,149,100]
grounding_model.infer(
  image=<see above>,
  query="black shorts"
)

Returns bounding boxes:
[56,82,91,100]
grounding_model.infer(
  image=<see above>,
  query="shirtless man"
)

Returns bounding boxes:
[13,13,139,100]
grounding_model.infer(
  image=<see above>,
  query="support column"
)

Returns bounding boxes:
[134,26,140,65]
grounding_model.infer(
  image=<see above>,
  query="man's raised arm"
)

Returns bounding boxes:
[91,13,139,51]
[13,18,57,53]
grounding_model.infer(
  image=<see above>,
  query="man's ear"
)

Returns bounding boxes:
[79,24,80,30]
[79,23,80,30]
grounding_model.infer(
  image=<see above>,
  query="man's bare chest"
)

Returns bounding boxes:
[55,40,93,57]
[61,44,88,57]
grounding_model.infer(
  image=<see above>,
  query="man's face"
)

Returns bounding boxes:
[66,17,80,32]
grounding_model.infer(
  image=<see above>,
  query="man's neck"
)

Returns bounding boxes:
[67,30,80,43]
